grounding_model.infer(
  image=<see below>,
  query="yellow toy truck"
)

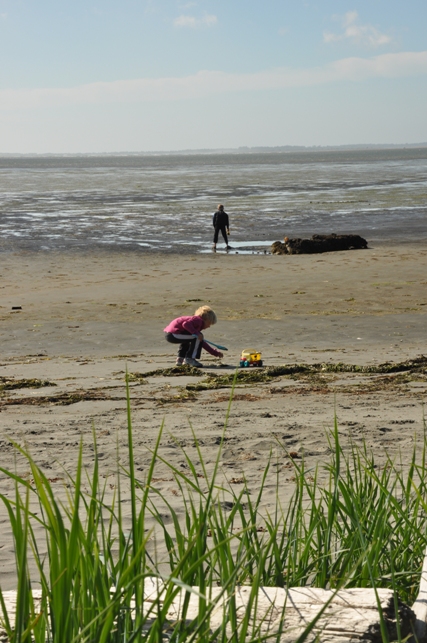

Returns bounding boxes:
[239,349,263,368]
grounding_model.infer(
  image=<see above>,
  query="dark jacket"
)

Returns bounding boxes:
[213,210,229,228]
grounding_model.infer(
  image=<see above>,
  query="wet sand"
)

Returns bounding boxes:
[1,245,427,589]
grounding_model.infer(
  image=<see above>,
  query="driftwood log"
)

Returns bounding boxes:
[411,546,427,642]
[0,581,419,643]
[151,583,415,642]
[271,233,368,255]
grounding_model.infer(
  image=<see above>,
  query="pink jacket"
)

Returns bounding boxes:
[163,315,221,357]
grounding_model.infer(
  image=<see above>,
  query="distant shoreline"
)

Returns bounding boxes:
[1,143,427,158]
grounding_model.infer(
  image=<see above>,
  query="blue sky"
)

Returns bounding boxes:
[0,0,426,153]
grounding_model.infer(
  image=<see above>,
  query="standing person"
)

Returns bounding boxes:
[164,305,223,367]
[212,204,230,251]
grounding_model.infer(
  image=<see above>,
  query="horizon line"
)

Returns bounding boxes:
[1,142,427,157]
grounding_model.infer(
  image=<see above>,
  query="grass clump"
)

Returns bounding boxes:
[1,378,427,641]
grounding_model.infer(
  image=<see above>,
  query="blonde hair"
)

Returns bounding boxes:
[195,305,217,325]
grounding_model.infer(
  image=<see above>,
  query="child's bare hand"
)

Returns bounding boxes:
[217,351,223,358]
[198,332,204,341]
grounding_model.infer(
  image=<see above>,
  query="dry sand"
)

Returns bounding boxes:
[1,245,427,590]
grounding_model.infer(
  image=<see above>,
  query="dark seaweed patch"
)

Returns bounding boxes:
[186,356,427,391]
[0,389,122,407]
[156,388,198,405]
[130,365,203,379]
[0,377,56,392]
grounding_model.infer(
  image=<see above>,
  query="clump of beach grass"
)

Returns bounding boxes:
[1,375,427,641]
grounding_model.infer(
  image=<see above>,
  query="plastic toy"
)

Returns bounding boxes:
[239,348,263,368]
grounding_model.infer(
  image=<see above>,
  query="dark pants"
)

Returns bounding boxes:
[165,332,202,359]
[213,225,228,245]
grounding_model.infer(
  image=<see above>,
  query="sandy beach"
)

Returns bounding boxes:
[1,244,427,590]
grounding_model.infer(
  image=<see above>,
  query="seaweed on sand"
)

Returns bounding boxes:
[187,370,275,391]
[0,377,56,392]
[0,388,121,407]
[266,356,427,376]
[313,355,427,374]
[129,365,203,380]
[156,388,198,405]
[186,356,427,391]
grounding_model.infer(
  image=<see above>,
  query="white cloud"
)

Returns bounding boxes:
[343,11,358,27]
[174,14,217,28]
[1,51,426,110]
[324,11,392,47]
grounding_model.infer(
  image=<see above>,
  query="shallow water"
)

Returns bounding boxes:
[0,148,426,254]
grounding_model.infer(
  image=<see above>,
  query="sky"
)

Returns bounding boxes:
[0,0,426,153]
